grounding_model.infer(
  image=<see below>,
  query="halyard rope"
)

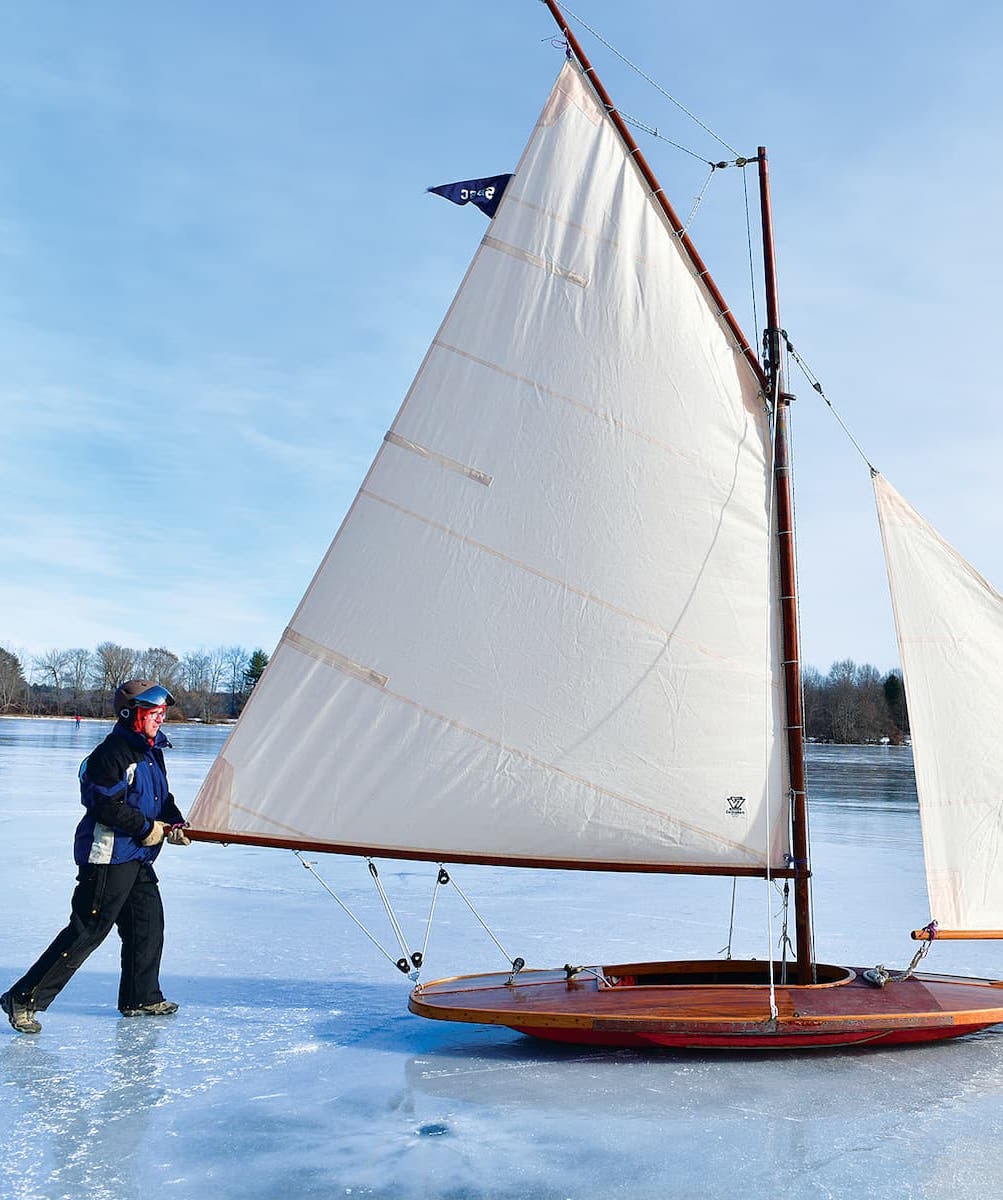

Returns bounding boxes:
[764,374,780,1021]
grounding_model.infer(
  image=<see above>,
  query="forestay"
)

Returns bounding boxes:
[189,62,790,872]
[874,472,1003,928]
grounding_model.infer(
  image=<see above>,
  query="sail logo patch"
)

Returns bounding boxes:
[725,795,746,816]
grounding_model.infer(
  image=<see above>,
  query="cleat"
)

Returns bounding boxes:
[120,999,179,1018]
[1,990,41,1034]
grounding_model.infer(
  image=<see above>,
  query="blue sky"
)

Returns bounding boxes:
[2,0,1002,673]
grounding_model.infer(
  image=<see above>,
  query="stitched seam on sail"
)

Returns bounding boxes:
[221,695,763,866]
[282,628,388,688]
[500,192,624,255]
[359,486,774,681]
[481,235,589,287]
[383,431,492,486]
[432,339,710,476]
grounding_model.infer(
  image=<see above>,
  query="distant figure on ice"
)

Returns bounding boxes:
[2,680,190,1035]
[74,714,81,728]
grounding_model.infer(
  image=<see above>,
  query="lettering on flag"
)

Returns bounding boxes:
[427,174,513,219]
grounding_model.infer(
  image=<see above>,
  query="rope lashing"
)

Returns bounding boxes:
[543,35,572,57]
[863,922,938,988]
[783,853,809,872]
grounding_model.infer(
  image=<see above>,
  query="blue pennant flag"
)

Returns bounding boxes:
[427,173,513,219]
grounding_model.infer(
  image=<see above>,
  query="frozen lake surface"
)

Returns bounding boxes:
[2,718,1002,1198]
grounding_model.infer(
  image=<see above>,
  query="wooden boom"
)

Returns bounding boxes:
[912,928,1003,941]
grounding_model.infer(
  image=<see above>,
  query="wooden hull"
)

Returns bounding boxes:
[409,959,1003,1050]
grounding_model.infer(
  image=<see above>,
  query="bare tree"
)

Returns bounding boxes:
[801,665,826,741]
[66,648,96,714]
[94,642,138,715]
[33,648,72,714]
[135,647,182,695]
[826,659,859,743]
[180,647,229,723]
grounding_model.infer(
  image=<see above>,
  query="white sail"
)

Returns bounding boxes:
[189,62,790,871]
[874,472,1003,928]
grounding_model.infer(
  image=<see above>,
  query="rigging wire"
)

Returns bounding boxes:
[293,853,524,985]
[293,851,417,976]
[779,337,817,973]
[418,866,450,968]
[545,34,747,171]
[552,1,741,156]
[782,332,875,472]
[553,6,872,488]
[443,869,525,977]
[614,109,725,166]
[680,164,718,237]
[720,878,738,959]
[546,8,761,336]
[367,859,419,973]
[742,165,760,363]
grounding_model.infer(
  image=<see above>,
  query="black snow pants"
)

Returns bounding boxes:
[9,860,167,1013]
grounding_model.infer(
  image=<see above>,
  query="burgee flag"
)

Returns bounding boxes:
[428,174,512,219]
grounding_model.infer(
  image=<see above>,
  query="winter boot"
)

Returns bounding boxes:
[1,990,41,1034]
[120,1000,179,1018]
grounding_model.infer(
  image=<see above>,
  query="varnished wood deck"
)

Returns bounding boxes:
[409,960,1003,1049]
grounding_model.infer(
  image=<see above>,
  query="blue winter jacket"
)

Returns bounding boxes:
[74,723,185,867]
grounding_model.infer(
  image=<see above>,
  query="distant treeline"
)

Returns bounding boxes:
[803,660,908,745]
[0,642,270,724]
[1,641,906,743]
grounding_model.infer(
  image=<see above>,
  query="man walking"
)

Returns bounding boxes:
[2,680,189,1034]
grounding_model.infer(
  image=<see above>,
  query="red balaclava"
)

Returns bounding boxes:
[132,705,164,745]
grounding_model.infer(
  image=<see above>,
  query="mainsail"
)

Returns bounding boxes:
[189,62,790,872]
[874,471,1003,928]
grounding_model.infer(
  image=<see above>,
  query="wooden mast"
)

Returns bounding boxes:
[757,148,813,983]
[541,1,813,977]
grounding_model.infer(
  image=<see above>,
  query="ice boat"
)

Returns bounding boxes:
[186,1,1003,1049]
